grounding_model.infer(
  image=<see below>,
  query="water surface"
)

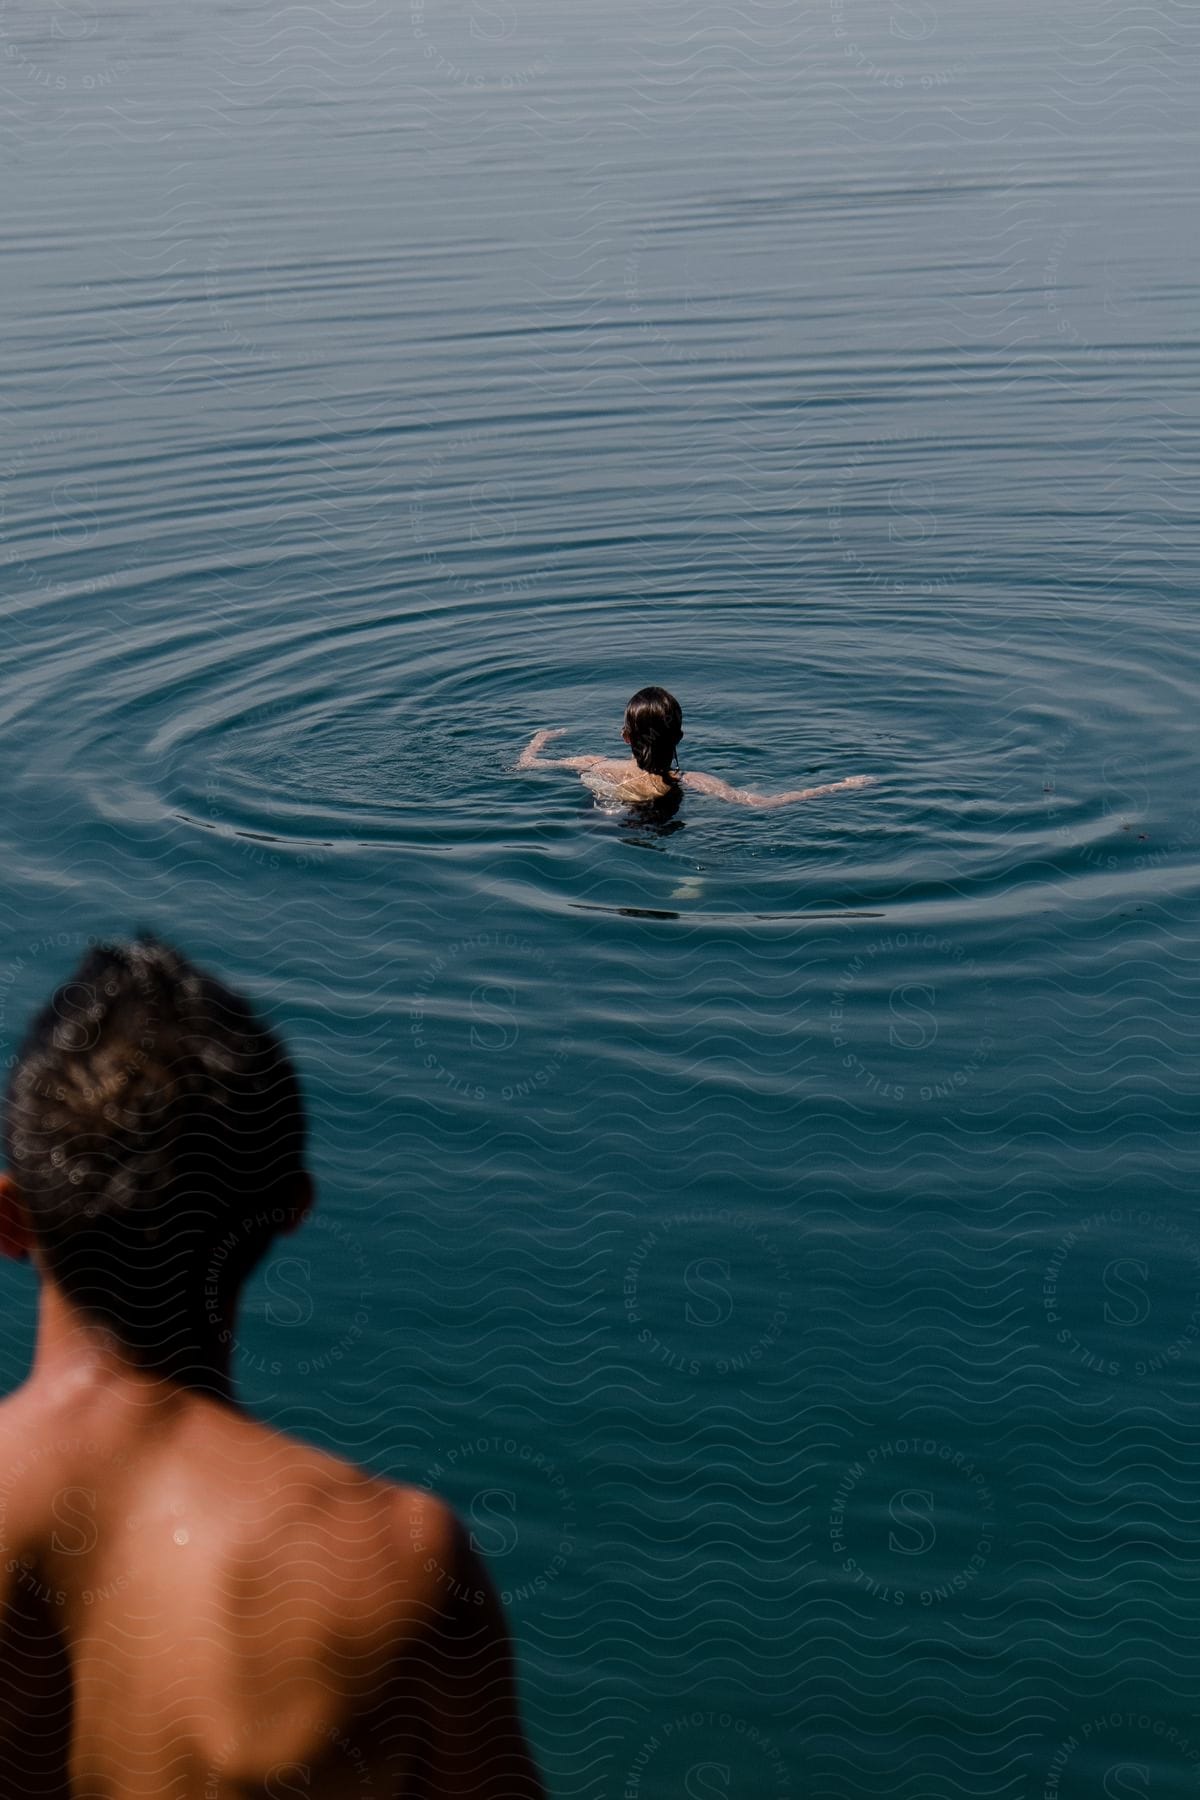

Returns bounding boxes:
[3,1,1200,1794]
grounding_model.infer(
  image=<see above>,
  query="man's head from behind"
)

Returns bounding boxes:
[0,935,310,1360]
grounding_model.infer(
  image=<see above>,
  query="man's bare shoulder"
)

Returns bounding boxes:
[0,1390,544,1798]
[0,1384,463,1637]
[176,1399,462,1607]
[0,1382,46,1441]
[0,1385,78,1538]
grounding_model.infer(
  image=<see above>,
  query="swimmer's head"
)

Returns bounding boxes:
[0,934,311,1363]
[622,686,683,777]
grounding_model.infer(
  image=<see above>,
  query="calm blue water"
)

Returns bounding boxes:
[4,1,1200,1794]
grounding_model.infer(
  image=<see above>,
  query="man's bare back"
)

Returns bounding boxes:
[0,1370,531,1798]
[0,938,543,1800]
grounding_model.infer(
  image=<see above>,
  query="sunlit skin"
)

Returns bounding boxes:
[518,723,876,809]
[0,1171,544,1800]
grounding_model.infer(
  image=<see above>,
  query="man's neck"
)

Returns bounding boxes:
[30,1277,238,1409]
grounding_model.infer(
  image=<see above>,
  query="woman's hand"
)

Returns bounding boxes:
[758,774,877,807]
[518,727,569,768]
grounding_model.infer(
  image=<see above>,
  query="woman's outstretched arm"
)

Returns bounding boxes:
[518,728,604,772]
[682,771,875,808]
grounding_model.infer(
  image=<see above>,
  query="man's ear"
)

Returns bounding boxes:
[282,1171,314,1236]
[0,1174,32,1263]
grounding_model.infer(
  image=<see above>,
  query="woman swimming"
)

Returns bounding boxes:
[518,686,875,808]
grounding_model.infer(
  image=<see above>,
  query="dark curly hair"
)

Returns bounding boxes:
[623,686,683,778]
[4,934,306,1355]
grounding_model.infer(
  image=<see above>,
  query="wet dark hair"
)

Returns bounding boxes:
[624,686,683,778]
[3,934,306,1356]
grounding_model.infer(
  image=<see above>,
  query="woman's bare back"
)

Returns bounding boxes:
[578,757,676,806]
[519,729,875,810]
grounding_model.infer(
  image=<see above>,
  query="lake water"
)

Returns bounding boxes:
[3,0,1200,1793]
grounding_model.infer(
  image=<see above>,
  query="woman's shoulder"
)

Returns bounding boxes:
[580,760,670,801]
[580,759,630,782]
